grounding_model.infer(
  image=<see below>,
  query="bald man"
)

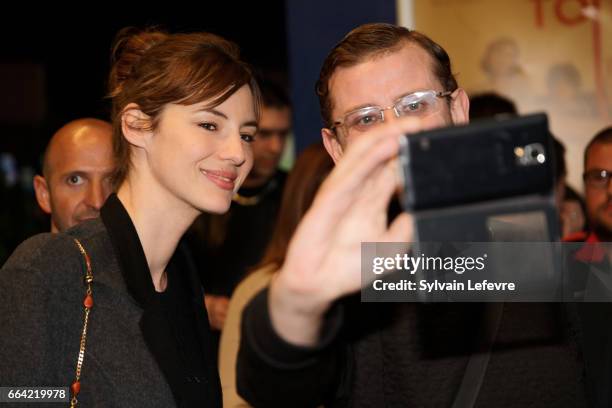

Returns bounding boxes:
[33,118,115,232]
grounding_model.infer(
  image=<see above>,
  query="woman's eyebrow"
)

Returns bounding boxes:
[197,108,228,119]
[242,120,258,128]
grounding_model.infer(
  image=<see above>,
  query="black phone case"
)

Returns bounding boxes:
[399,113,555,211]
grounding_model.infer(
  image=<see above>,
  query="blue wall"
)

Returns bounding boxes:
[286,0,396,153]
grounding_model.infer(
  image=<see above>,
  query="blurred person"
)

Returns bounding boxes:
[552,138,587,239]
[218,143,333,407]
[0,154,42,265]
[480,37,530,101]
[569,127,612,408]
[546,63,597,118]
[582,127,612,244]
[469,92,517,120]
[33,118,114,232]
[239,78,291,191]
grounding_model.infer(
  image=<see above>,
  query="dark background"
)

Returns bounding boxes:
[0,1,396,263]
[0,3,289,165]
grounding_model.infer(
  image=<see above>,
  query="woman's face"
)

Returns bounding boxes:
[147,85,257,214]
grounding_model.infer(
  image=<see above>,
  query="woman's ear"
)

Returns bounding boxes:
[121,103,153,148]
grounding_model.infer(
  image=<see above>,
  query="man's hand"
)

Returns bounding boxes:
[205,294,230,330]
[269,118,421,346]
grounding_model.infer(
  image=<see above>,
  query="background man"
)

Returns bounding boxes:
[33,118,114,233]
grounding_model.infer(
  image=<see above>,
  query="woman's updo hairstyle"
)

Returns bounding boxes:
[108,27,260,186]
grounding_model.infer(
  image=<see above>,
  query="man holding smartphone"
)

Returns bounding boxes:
[237,23,588,407]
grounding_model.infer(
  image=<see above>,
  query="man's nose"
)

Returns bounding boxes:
[267,134,285,155]
[382,107,401,125]
[84,181,107,210]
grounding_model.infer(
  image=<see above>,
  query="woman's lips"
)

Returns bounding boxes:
[200,169,237,191]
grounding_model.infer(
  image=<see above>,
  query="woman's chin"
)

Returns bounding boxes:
[198,199,232,215]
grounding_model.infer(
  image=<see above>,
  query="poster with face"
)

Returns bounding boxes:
[404,0,611,192]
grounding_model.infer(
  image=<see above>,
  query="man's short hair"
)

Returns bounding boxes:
[316,23,458,128]
[584,126,612,166]
[257,77,291,110]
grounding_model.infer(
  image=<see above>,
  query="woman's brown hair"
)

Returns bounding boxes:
[108,27,260,186]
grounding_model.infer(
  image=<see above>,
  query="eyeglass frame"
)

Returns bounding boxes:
[329,89,455,135]
[583,168,612,189]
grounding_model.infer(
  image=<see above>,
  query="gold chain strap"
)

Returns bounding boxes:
[70,238,94,408]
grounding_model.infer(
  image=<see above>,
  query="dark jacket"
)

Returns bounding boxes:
[0,195,221,407]
[237,289,588,407]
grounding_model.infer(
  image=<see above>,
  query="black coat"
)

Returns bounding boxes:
[238,289,588,407]
[0,195,221,407]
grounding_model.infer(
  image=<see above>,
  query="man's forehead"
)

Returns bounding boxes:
[586,143,612,168]
[48,133,114,177]
[328,43,439,116]
[259,106,291,126]
[51,159,114,178]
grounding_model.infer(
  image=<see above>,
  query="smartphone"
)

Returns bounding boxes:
[398,113,555,212]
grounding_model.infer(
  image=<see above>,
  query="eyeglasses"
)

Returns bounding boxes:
[331,90,453,136]
[583,169,611,189]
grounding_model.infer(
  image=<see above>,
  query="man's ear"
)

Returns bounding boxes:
[321,128,344,164]
[450,88,470,125]
[33,175,52,214]
[121,103,153,149]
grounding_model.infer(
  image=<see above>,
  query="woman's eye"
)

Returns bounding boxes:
[199,122,217,131]
[241,134,255,143]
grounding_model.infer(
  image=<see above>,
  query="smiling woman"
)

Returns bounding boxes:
[0,28,259,408]
[130,86,258,215]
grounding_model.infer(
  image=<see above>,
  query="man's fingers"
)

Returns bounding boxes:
[319,117,422,207]
[352,159,401,221]
[384,212,414,243]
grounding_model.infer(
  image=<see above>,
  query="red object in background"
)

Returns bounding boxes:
[555,0,589,25]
